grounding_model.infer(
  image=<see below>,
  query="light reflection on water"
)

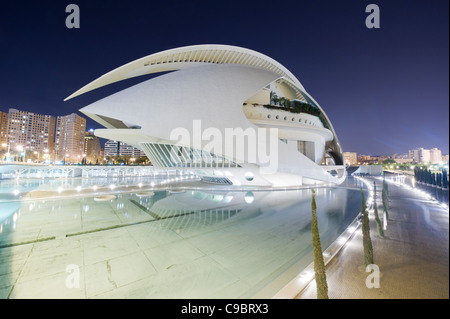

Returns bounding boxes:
[0,176,365,298]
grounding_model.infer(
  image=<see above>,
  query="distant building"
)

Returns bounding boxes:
[357,154,378,165]
[0,111,8,146]
[442,154,449,164]
[104,140,146,159]
[409,148,442,164]
[6,108,55,159]
[391,158,411,164]
[55,113,86,162]
[343,152,357,165]
[430,148,442,164]
[84,130,103,163]
[388,153,412,164]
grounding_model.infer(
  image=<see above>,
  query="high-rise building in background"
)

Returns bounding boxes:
[442,154,449,164]
[55,113,86,162]
[5,108,55,159]
[409,147,443,164]
[84,130,103,163]
[429,148,442,164]
[0,111,8,146]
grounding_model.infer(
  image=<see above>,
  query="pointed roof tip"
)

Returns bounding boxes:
[64,91,77,101]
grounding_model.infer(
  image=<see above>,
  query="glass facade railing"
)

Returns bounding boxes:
[140,143,241,169]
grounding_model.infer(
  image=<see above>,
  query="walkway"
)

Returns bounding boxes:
[297,176,449,299]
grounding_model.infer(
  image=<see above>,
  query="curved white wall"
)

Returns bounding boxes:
[74,46,346,186]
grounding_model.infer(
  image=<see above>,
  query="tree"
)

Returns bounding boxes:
[382,177,389,220]
[437,173,442,187]
[373,182,385,238]
[382,158,396,165]
[443,169,448,188]
[311,189,328,299]
[361,188,374,266]
[270,91,279,105]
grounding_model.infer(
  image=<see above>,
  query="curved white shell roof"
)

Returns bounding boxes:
[65,44,305,101]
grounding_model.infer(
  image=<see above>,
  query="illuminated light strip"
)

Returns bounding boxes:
[379,175,449,212]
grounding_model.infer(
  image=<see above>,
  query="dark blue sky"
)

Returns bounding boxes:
[0,0,448,155]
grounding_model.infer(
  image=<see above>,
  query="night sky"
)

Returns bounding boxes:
[0,0,448,155]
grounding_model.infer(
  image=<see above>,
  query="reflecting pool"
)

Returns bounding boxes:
[0,176,365,298]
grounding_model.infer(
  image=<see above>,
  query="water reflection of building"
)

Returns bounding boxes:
[0,201,21,236]
[131,187,351,234]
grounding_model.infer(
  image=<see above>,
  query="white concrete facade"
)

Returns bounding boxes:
[67,45,345,187]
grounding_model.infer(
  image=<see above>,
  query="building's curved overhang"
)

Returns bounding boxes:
[64,44,305,101]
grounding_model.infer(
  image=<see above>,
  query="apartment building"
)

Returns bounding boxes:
[55,113,86,162]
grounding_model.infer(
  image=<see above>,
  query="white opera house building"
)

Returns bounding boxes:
[65,45,346,187]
